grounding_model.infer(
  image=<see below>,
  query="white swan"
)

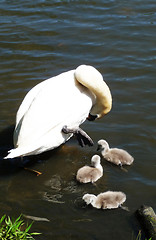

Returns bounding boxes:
[83,191,126,209]
[97,139,134,166]
[76,155,103,183]
[5,65,112,159]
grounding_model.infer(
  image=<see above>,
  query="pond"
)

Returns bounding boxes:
[0,1,156,239]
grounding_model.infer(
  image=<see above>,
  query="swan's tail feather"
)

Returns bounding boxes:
[4,148,23,159]
[4,145,43,159]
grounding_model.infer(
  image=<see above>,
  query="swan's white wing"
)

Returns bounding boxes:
[7,70,94,158]
[15,80,49,127]
[14,79,50,145]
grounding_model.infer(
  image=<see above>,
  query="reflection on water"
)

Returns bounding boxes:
[0,1,156,239]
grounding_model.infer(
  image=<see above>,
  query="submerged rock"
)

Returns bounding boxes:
[136,205,156,240]
[24,214,50,222]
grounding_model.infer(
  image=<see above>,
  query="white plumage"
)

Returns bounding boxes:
[5,65,112,159]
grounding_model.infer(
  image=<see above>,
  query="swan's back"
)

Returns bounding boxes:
[5,65,112,159]
[6,69,94,158]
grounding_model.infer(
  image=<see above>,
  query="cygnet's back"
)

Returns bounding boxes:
[96,191,126,209]
[76,155,103,183]
[97,139,134,166]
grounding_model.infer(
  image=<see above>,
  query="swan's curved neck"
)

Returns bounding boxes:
[90,81,112,118]
[75,65,112,118]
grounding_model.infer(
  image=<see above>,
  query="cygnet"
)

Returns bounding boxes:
[76,155,103,183]
[83,191,126,209]
[97,139,134,166]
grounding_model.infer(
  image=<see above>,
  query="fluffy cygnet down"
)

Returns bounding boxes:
[83,191,126,209]
[76,155,103,183]
[97,139,134,166]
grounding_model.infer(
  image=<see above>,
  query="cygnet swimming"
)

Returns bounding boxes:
[76,155,103,183]
[97,139,134,166]
[83,191,126,209]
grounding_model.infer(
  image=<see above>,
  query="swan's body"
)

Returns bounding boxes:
[97,139,134,166]
[76,155,103,183]
[5,65,112,159]
[83,191,126,209]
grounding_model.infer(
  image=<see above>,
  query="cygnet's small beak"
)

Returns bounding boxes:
[97,145,101,151]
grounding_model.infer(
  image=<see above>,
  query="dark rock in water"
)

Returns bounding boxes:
[136,205,156,240]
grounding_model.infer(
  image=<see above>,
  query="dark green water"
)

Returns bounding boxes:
[0,1,156,239]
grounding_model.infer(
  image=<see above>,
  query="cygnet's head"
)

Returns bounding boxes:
[91,154,101,167]
[97,139,109,150]
[82,194,96,205]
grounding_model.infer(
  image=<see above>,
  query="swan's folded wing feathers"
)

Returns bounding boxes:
[14,70,93,153]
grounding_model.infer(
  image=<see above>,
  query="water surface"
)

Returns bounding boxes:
[0,1,156,239]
